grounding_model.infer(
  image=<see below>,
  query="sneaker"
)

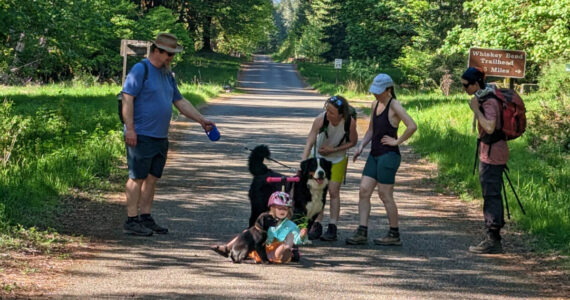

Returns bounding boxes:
[139,215,168,234]
[346,227,367,245]
[373,231,402,246]
[469,238,502,254]
[320,224,337,241]
[308,222,323,240]
[123,220,153,236]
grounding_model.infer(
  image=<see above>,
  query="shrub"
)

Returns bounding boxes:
[526,99,570,154]
[538,60,570,98]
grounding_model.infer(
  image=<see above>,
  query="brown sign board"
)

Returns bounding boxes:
[120,39,152,84]
[468,47,526,78]
[120,39,151,57]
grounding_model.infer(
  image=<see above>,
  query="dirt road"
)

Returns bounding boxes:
[55,55,558,299]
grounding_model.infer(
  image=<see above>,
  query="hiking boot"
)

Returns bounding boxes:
[469,238,503,254]
[139,215,168,234]
[123,220,153,236]
[320,224,337,241]
[308,222,323,240]
[346,226,367,245]
[373,231,402,246]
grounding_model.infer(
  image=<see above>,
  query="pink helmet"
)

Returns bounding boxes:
[267,191,292,208]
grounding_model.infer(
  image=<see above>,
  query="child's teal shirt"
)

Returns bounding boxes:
[266,219,307,245]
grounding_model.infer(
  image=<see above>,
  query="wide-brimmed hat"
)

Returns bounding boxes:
[369,73,394,95]
[152,33,183,53]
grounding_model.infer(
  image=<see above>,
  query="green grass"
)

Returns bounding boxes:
[0,52,242,250]
[0,84,125,228]
[297,61,569,256]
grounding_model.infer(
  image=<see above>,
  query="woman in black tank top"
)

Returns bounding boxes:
[370,98,400,156]
[346,74,417,246]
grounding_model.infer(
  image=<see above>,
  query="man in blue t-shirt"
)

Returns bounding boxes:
[121,33,215,236]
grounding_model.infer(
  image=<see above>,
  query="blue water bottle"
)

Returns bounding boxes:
[205,125,220,141]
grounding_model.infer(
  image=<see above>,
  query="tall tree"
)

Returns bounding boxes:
[297,0,330,61]
[395,0,472,86]
[320,0,349,61]
[342,0,415,64]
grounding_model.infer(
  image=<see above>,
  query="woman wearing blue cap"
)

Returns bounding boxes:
[346,74,417,246]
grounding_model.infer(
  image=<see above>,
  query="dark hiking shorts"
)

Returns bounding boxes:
[126,135,169,179]
[362,152,401,184]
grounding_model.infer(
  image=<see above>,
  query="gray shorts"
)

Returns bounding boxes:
[362,152,401,184]
[126,135,169,179]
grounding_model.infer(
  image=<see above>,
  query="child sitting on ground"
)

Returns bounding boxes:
[211,191,307,263]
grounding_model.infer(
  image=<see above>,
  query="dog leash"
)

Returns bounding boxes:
[244,147,296,172]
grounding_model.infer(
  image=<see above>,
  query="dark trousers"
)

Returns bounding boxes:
[479,162,505,235]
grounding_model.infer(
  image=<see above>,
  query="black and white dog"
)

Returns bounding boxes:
[247,145,332,230]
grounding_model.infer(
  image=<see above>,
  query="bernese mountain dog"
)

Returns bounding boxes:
[247,145,332,230]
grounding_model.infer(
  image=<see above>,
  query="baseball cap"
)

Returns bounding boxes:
[369,74,394,95]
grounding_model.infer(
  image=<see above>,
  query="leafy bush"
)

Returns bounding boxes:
[525,60,570,153]
[526,99,570,154]
[538,60,570,98]
[395,46,436,88]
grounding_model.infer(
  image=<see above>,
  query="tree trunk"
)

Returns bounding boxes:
[200,16,213,52]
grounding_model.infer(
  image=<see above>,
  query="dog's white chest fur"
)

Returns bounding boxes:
[305,181,326,219]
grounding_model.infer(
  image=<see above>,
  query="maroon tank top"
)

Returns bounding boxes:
[371,98,400,156]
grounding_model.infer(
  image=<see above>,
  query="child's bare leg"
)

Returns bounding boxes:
[274,233,294,262]
[225,233,242,249]
[212,230,245,257]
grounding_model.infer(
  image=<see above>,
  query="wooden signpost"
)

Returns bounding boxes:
[468,47,526,89]
[120,39,151,84]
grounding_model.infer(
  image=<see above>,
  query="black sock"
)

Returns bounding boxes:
[127,216,138,223]
[389,227,400,237]
[488,228,501,241]
[140,214,151,219]
[357,225,368,236]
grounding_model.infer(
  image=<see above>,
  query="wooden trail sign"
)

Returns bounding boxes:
[120,39,151,84]
[468,47,526,78]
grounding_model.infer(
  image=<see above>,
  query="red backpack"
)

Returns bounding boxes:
[479,87,527,144]
[493,88,527,140]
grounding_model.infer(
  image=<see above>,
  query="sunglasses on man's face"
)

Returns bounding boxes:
[462,82,472,88]
[159,49,175,57]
